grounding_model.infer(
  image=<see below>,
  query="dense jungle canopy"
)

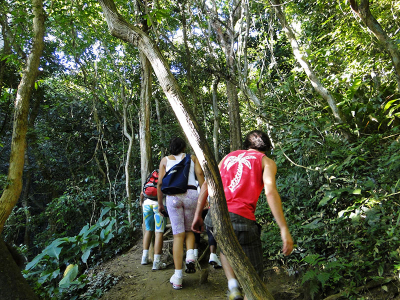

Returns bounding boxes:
[0,0,399,299]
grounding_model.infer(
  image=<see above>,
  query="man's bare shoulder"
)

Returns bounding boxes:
[262,156,277,173]
[218,154,228,169]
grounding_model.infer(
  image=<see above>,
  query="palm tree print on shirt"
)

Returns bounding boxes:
[223,152,257,192]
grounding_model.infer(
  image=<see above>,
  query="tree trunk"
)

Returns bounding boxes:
[155,97,165,157]
[22,152,32,247]
[0,15,11,101]
[123,100,134,225]
[139,50,155,259]
[208,0,242,151]
[98,1,273,298]
[349,0,400,92]
[212,77,220,161]
[270,0,346,125]
[139,51,154,184]
[226,79,242,150]
[135,0,155,258]
[0,0,45,233]
[180,0,198,116]
[0,239,38,300]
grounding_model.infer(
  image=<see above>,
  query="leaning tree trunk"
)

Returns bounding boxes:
[270,0,346,125]
[0,0,45,233]
[349,0,400,92]
[98,1,273,299]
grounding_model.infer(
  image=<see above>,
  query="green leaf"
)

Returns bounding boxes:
[103,232,114,244]
[59,264,79,288]
[303,218,323,229]
[345,77,362,100]
[102,202,117,208]
[352,189,361,194]
[303,254,322,266]
[301,270,316,284]
[383,99,399,112]
[318,196,337,207]
[378,264,384,276]
[99,218,110,227]
[317,272,330,287]
[38,273,51,284]
[78,224,90,236]
[99,207,111,220]
[51,269,60,280]
[81,248,91,264]
[105,218,116,234]
[46,245,63,260]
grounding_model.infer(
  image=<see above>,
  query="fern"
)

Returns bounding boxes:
[301,270,317,284]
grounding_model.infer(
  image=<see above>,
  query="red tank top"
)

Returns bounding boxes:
[220,150,265,220]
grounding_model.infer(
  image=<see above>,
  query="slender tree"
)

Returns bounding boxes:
[0,0,45,233]
[205,0,243,151]
[349,0,400,92]
[212,76,220,161]
[0,0,44,297]
[136,0,154,184]
[270,0,346,125]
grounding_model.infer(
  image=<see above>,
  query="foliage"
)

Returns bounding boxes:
[23,203,133,299]
[1,0,400,299]
[257,119,400,298]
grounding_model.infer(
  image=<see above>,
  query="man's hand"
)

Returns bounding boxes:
[191,215,204,233]
[281,227,294,256]
[158,204,166,217]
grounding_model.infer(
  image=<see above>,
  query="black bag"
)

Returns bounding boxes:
[161,154,191,195]
[143,169,159,200]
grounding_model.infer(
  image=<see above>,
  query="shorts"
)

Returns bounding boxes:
[205,211,263,277]
[143,199,166,232]
[166,189,198,235]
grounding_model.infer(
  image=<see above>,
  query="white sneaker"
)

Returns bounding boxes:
[170,274,183,289]
[209,253,222,268]
[152,260,166,270]
[228,287,243,300]
[141,256,148,265]
[185,253,196,273]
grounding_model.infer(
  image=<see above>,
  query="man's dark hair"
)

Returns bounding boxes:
[243,130,271,152]
[169,137,186,155]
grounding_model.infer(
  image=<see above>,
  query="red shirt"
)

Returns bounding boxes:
[220,150,265,220]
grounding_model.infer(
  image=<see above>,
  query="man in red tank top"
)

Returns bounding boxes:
[192,130,293,300]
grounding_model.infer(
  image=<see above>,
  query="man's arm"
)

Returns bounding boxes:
[191,180,209,233]
[262,156,293,256]
[192,155,227,233]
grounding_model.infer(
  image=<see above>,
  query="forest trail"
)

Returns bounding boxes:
[98,233,301,300]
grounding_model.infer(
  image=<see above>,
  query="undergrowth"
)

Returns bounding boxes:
[256,125,400,299]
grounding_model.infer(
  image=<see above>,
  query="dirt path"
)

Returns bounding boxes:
[99,241,230,300]
[98,233,301,300]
